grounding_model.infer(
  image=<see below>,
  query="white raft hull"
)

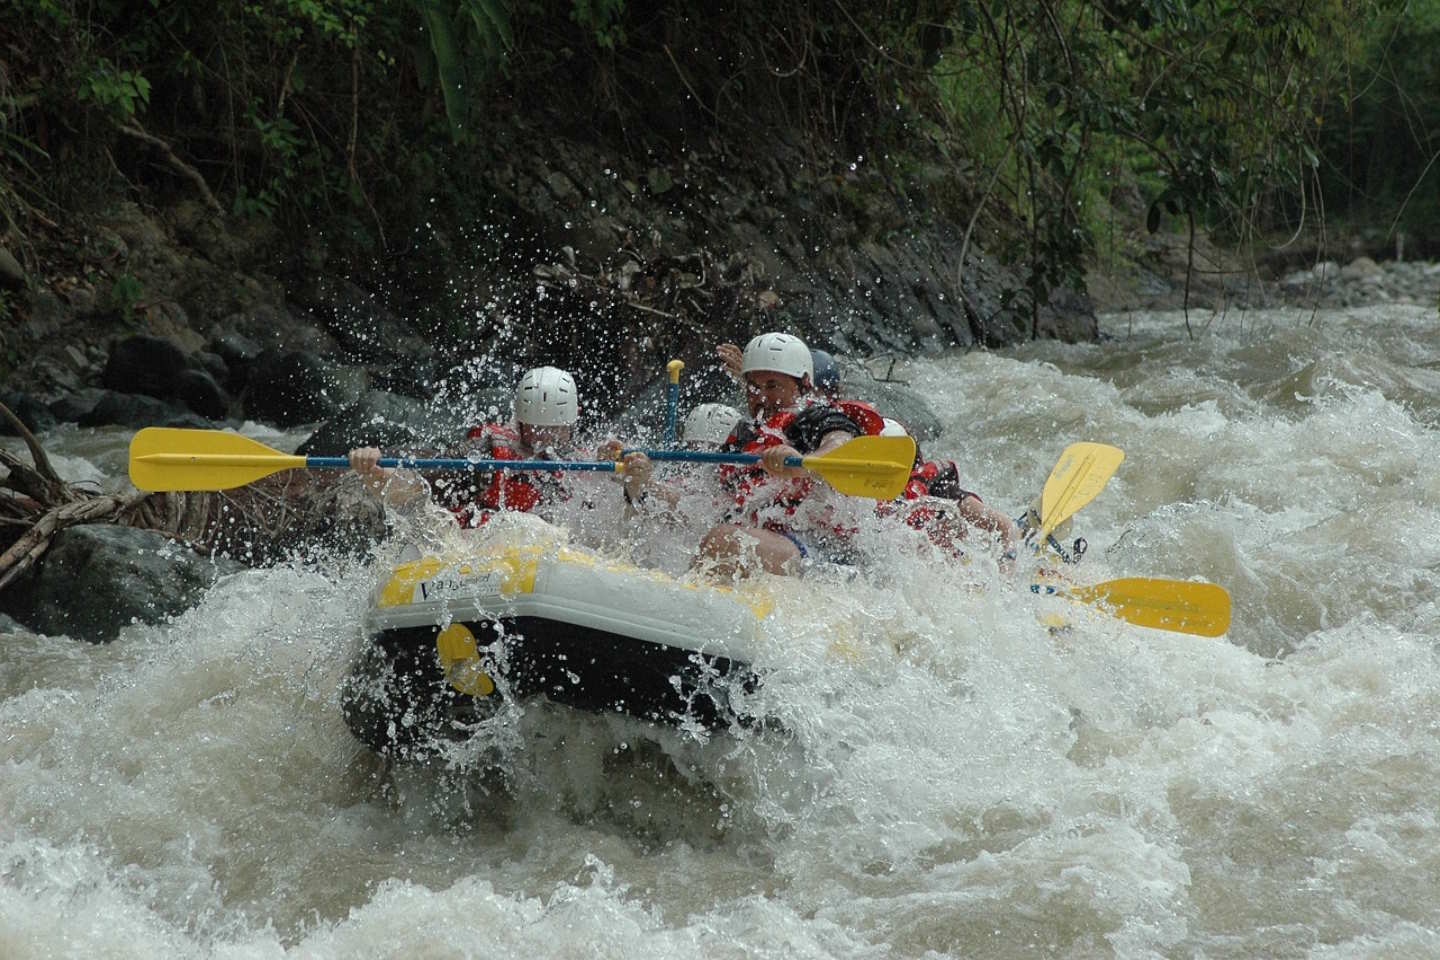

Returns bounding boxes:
[340,520,773,757]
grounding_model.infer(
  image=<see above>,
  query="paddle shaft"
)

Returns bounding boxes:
[320,455,617,472]
[129,427,914,498]
[134,452,622,473]
[664,359,684,446]
[625,448,806,468]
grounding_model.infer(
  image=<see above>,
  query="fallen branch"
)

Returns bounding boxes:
[0,493,144,592]
[116,122,225,215]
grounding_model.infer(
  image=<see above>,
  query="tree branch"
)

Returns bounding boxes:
[116,121,225,214]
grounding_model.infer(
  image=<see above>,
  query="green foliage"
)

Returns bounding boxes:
[571,0,625,49]
[251,0,369,45]
[415,0,513,141]
[923,0,1399,329]
[75,60,151,119]
[1313,0,1440,239]
[107,272,145,322]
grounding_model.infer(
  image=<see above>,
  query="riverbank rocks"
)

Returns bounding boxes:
[1277,258,1440,307]
[838,360,944,441]
[76,390,212,429]
[99,334,235,423]
[1093,236,1440,314]
[0,391,58,435]
[0,247,25,289]
[0,524,246,643]
[241,350,368,427]
[295,387,498,456]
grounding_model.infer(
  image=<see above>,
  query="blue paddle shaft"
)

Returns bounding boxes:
[304,456,620,473]
[665,383,679,445]
[622,448,803,468]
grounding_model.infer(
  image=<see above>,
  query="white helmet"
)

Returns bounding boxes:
[513,366,579,426]
[741,332,813,382]
[879,417,909,437]
[681,403,742,445]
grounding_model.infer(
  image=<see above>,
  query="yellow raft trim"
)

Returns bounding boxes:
[435,622,496,697]
[374,546,544,608]
[374,544,774,620]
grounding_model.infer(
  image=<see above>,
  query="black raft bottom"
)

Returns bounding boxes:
[340,617,761,757]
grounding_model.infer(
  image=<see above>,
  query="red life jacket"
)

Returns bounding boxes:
[874,458,979,556]
[903,459,978,503]
[719,410,815,524]
[450,423,563,526]
[836,399,886,437]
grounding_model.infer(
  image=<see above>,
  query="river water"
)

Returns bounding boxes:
[3,303,1439,958]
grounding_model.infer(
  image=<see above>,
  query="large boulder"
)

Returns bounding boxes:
[0,525,246,643]
[838,359,943,441]
[241,350,368,427]
[292,275,436,367]
[207,329,261,394]
[48,387,108,424]
[100,334,235,420]
[102,334,191,398]
[173,368,229,420]
[77,391,212,429]
[0,390,58,435]
[296,388,494,456]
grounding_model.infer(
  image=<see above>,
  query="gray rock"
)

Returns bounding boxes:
[1341,256,1382,280]
[33,358,81,394]
[101,201,169,254]
[0,612,32,634]
[0,391,58,435]
[208,328,261,392]
[223,303,338,355]
[546,169,580,201]
[22,290,66,338]
[296,388,493,456]
[102,335,191,399]
[49,387,107,424]
[77,390,210,429]
[194,350,230,386]
[290,277,433,366]
[174,368,230,420]
[209,327,262,363]
[242,350,368,427]
[0,525,246,643]
[0,246,25,288]
[838,363,943,441]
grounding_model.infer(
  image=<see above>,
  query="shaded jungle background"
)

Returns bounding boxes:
[0,0,1434,392]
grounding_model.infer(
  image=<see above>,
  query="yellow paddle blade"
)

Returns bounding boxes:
[1040,442,1125,538]
[129,427,305,492]
[1065,577,1232,637]
[802,435,916,499]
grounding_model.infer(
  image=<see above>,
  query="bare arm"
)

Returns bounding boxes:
[348,446,428,507]
[954,493,1018,555]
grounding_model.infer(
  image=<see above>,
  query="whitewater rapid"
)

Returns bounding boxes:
[3,304,1439,958]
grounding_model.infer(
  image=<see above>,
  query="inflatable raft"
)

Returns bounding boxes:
[340,518,774,757]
